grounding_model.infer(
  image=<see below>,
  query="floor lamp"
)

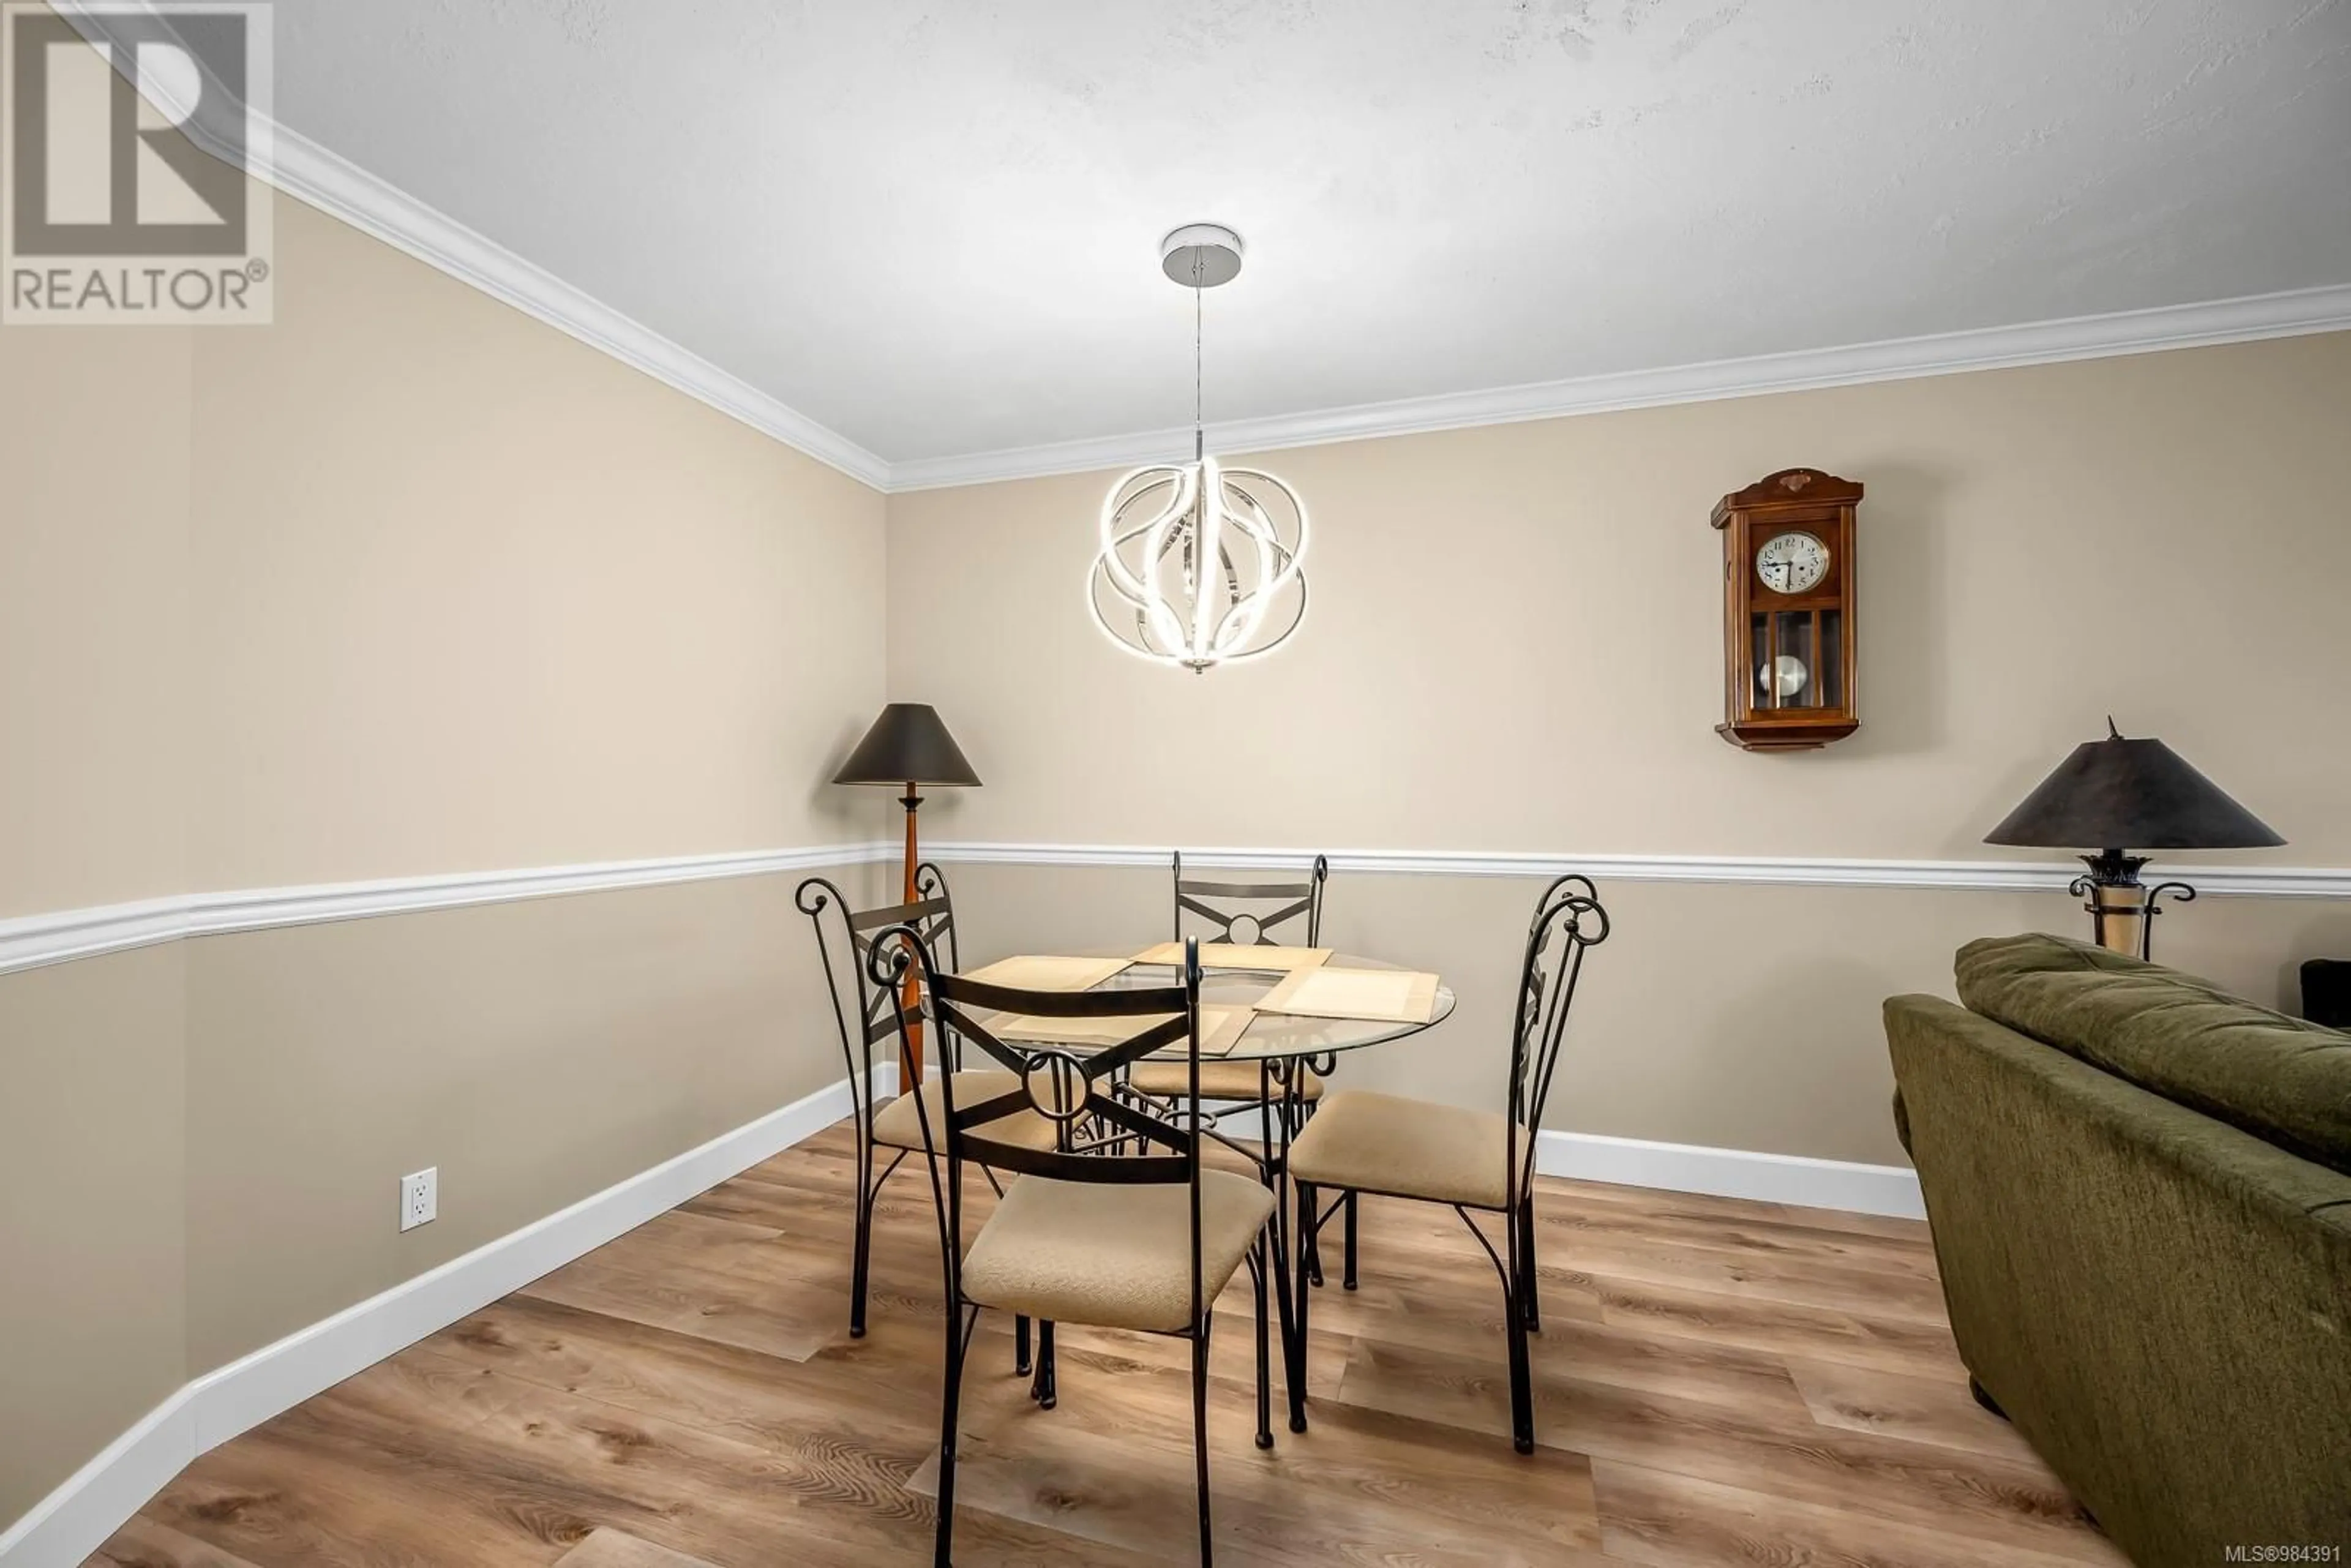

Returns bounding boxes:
[832,703,981,1089]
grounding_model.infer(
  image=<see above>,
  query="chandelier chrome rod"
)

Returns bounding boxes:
[1193,253,1205,463]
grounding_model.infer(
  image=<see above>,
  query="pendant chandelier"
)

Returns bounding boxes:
[1087,224,1310,674]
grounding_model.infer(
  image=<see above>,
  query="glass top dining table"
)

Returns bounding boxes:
[1067,950,1457,1062]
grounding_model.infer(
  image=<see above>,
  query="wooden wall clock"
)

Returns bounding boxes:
[1710,468,1862,751]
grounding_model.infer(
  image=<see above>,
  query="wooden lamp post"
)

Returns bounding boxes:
[832,703,981,1090]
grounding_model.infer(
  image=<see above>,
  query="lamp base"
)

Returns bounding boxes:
[2069,850,2197,962]
[898,784,923,1092]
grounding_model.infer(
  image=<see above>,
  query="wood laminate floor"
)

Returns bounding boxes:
[88,1122,2124,1567]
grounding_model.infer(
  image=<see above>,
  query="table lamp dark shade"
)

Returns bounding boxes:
[831,703,981,789]
[1985,725,2281,853]
[1984,720,2281,959]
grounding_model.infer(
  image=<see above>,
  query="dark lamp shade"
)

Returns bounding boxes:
[1984,729,2281,852]
[831,703,981,789]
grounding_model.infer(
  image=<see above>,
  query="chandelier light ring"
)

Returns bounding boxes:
[1137,471,1201,655]
[1186,457,1228,652]
[1090,457,1309,671]
[1216,465,1309,595]
[1202,469,1305,657]
[1084,222,1313,674]
[1086,573,1174,667]
[1095,465,1190,601]
[1087,471,1196,666]
[1095,467,1201,658]
[1209,568,1308,667]
[1084,542,1309,667]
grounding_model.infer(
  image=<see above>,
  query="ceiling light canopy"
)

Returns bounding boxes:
[1087,224,1310,674]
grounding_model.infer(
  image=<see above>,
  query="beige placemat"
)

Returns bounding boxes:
[958,953,1135,992]
[1256,965,1441,1025]
[1152,1005,1254,1058]
[978,1004,1253,1057]
[1130,942,1332,972]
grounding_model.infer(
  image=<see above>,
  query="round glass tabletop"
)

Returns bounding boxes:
[1082,950,1456,1062]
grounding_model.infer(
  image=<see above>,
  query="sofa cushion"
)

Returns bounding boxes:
[1956,932,2351,1177]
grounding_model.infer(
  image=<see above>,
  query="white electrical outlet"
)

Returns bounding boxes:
[399,1168,437,1232]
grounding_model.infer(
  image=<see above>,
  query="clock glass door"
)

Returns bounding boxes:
[1815,606,1844,709]
[1749,609,1842,711]
[1747,613,1769,715]
[1753,610,1816,710]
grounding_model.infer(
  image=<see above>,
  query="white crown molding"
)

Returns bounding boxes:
[0,1069,886,1568]
[921,841,2351,898]
[261,132,887,492]
[0,843,893,978]
[52,4,893,492]
[51,6,2351,500]
[885,284,2351,491]
[6,840,2342,980]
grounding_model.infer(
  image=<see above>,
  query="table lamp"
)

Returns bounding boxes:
[1984,719,2282,960]
[833,703,981,1084]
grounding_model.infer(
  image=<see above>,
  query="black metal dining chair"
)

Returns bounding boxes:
[1172,848,1327,948]
[795,867,1056,1346]
[1132,852,1356,1281]
[1286,874,1608,1452]
[1131,850,1330,1114]
[869,928,1277,1568]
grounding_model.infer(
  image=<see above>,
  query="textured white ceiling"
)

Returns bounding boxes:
[268,0,2351,464]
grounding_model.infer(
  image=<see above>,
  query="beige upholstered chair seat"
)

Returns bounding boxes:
[872,1070,1059,1153]
[1287,1089,1526,1211]
[1127,1059,1322,1103]
[961,1169,1275,1334]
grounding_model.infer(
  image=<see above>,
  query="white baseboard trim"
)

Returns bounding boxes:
[0,1392,201,1568]
[1144,1106,1924,1220]
[1536,1129,1924,1220]
[0,1071,884,1568]
[0,1065,1924,1563]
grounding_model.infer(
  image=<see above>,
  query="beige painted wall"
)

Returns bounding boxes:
[888,334,2351,1163]
[888,334,2351,863]
[186,200,889,890]
[0,328,190,917]
[1,189,890,1524]
[942,861,2351,1165]
[0,946,187,1528]
[182,866,877,1371]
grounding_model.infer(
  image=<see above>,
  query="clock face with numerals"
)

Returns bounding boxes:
[1755,530,1831,595]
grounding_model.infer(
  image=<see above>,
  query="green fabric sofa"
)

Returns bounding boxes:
[1884,934,2351,1567]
